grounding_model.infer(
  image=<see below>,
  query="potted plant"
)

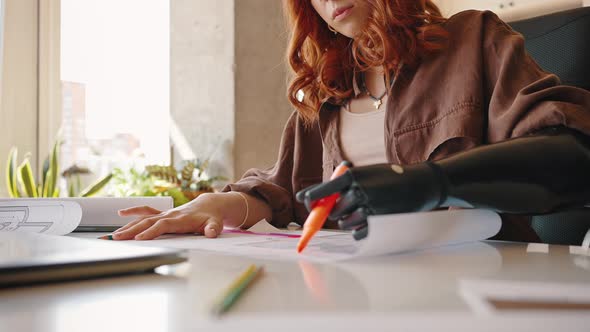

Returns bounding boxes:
[5,141,112,198]
[108,159,226,207]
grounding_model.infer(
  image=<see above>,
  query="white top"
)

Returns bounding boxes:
[339,105,388,166]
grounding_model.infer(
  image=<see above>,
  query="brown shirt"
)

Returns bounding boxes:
[224,10,590,241]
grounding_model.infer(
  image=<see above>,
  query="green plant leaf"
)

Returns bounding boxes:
[17,159,38,197]
[75,174,82,197]
[181,161,195,182]
[68,179,75,197]
[166,187,189,207]
[41,155,50,197]
[5,147,20,197]
[47,141,60,198]
[79,173,113,197]
[43,172,53,197]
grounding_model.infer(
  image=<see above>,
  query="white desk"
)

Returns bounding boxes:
[0,238,589,332]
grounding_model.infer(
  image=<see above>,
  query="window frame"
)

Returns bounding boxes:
[0,0,48,197]
[38,0,62,171]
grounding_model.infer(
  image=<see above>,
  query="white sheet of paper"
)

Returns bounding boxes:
[355,209,501,256]
[59,196,173,227]
[0,199,82,235]
[246,219,282,233]
[124,209,501,262]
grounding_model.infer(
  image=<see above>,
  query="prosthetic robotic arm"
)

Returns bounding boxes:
[297,127,590,240]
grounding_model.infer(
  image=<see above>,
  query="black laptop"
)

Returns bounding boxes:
[0,232,186,287]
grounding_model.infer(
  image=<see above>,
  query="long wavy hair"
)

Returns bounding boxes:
[283,0,448,124]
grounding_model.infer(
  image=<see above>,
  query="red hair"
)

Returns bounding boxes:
[283,0,448,124]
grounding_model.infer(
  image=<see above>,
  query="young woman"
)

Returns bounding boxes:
[112,0,590,242]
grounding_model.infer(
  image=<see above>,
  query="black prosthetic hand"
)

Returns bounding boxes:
[296,162,446,240]
[296,127,590,240]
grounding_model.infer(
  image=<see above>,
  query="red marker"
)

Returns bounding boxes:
[297,161,350,253]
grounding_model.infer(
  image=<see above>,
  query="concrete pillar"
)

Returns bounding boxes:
[171,0,290,184]
[171,0,236,181]
[234,0,291,179]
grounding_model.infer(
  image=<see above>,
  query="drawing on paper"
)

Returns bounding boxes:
[0,206,54,233]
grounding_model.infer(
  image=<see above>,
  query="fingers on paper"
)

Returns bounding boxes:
[112,218,144,234]
[203,220,222,238]
[112,215,162,240]
[113,211,160,234]
[118,205,162,216]
[113,213,222,240]
[133,218,180,240]
[134,217,222,240]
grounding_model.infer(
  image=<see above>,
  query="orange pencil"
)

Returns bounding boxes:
[297,161,350,253]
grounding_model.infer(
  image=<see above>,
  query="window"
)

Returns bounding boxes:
[60,0,170,176]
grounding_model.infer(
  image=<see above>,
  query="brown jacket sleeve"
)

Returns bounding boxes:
[482,11,590,142]
[223,112,323,228]
[479,11,590,242]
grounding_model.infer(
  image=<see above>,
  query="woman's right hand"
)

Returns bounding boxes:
[112,192,234,241]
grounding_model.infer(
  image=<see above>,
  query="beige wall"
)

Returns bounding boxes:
[234,0,290,178]
[435,0,586,21]
[171,0,290,182]
[0,0,39,197]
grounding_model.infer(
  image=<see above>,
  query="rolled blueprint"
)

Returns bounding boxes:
[0,199,82,235]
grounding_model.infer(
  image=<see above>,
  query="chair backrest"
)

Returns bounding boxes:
[509,7,590,245]
[510,6,590,90]
[528,209,590,245]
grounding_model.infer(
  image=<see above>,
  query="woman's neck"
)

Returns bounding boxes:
[363,68,386,98]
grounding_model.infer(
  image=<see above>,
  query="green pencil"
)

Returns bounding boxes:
[211,264,263,316]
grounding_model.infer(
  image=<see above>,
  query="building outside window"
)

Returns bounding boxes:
[60,0,170,182]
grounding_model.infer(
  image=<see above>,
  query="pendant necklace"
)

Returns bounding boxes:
[360,72,387,110]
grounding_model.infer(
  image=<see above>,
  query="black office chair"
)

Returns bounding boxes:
[510,6,590,90]
[509,7,590,245]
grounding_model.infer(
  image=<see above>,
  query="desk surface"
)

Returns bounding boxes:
[1,236,589,332]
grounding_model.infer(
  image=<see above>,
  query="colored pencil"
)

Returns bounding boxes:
[211,264,263,316]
